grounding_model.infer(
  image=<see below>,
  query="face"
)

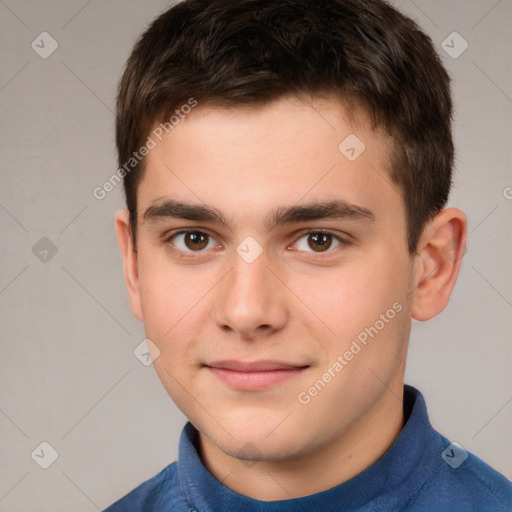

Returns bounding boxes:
[121,95,417,462]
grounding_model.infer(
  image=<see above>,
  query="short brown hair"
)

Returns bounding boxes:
[116,0,453,254]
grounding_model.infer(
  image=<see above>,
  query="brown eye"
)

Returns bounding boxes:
[184,232,209,250]
[167,230,215,253]
[307,233,333,252]
[293,230,345,254]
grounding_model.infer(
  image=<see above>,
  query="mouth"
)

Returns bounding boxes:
[204,360,310,390]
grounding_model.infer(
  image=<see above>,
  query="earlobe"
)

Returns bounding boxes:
[114,209,144,322]
[410,208,467,321]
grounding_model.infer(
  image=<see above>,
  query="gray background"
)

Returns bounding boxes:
[1,0,511,510]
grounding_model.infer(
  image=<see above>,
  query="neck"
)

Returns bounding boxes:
[198,381,405,501]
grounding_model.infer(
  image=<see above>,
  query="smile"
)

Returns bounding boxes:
[205,360,310,391]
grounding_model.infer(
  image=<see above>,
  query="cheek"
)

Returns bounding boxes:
[136,255,216,385]
[292,263,396,332]
[139,262,204,412]
[292,252,410,358]
[137,252,204,338]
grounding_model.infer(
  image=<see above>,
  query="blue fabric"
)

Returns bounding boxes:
[104,385,512,511]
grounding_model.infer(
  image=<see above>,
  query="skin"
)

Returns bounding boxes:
[115,94,467,500]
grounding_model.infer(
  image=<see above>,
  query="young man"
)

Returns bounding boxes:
[106,0,512,510]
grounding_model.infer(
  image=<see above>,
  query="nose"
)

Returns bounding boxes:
[212,249,289,340]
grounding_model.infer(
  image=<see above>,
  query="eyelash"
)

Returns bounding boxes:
[162,228,350,259]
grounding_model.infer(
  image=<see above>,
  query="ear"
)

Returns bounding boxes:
[115,209,143,322]
[410,207,467,321]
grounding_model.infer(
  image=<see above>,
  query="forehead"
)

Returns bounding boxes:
[137,95,403,230]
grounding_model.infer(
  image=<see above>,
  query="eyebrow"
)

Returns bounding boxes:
[142,199,375,231]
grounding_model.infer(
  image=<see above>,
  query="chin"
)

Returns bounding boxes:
[200,412,314,462]
[195,410,292,450]
[218,431,304,463]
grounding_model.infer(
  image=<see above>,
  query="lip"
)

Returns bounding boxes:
[205,360,309,390]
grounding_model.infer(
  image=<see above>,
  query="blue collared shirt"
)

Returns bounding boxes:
[104,385,512,511]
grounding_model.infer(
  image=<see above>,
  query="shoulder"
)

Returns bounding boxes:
[103,462,185,511]
[406,441,512,511]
